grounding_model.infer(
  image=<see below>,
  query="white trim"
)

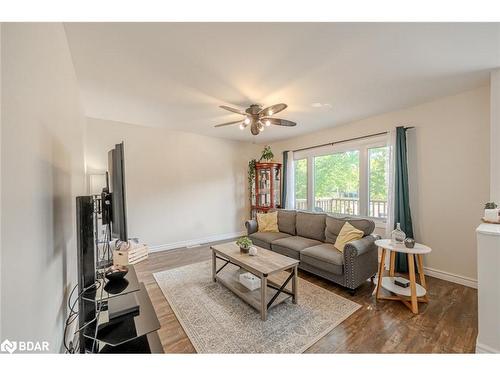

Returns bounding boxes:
[285,151,295,209]
[148,231,246,253]
[476,340,500,353]
[374,219,387,229]
[423,266,477,289]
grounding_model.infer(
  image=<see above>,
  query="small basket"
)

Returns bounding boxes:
[240,247,250,254]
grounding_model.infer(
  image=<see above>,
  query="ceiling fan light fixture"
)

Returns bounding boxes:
[215,102,296,136]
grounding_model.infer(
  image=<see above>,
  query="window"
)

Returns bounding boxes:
[293,137,389,220]
[294,158,307,210]
[368,147,388,218]
[314,151,359,215]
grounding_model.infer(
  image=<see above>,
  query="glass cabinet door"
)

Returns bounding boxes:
[257,168,271,207]
[252,163,281,212]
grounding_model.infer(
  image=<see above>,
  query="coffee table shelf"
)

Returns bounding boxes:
[216,265,292,312]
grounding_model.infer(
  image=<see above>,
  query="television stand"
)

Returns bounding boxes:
[80,265,162,353]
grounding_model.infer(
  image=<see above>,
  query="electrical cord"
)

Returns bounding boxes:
[67,283,79,314]
[65,198,112,354]
[63,279,102,353]
[90,272,106,353]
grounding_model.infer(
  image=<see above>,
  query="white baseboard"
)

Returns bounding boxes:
[148,231,246,253]
[377,253,477,289]
[476,340,499,353]
[423,266,477,289]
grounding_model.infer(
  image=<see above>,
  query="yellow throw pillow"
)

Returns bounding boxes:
[257,211,279,233]
[334,222,364,253]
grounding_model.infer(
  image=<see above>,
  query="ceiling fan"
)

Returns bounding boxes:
[214,103,296,135]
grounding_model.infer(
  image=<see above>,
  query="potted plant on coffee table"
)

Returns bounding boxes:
[236,237,253,254]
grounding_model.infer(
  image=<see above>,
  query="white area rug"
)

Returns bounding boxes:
[153,260,361,353]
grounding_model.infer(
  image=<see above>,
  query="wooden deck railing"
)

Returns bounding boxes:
[295,198,387,218]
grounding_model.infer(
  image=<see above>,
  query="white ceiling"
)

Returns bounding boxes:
[65,23,500,143]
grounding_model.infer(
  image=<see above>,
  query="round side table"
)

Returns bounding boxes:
[374,239,432,314]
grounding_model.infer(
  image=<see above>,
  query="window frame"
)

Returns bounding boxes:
[293,158,309,210]
[293,135,388,223]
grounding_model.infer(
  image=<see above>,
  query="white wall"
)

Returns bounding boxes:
[270,86,490,283]
[491,69,500,203]
[85,118,259,250]
[1,23,86,352]
[0,23,3,341]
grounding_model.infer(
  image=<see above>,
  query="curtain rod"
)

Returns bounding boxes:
[291,126,415,153]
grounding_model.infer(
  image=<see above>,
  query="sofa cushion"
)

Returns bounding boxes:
[271,236,322,260]
[249,231,291,250]
[296,211,326,241]
[300,243,344,275]
[325,215,375,244]
[277,209,296,235]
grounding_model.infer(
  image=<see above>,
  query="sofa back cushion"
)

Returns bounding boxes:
[325,215,375,244]
[277,209,296,235]
[296,211,326,241]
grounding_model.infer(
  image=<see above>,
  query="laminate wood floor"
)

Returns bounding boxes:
[135,242,477,353]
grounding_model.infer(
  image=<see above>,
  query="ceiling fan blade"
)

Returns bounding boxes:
[259,103,287,116]
[219,105,246,116]
[262,117,296,127]
[213,120,243,128]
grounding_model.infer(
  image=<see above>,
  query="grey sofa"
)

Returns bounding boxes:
[245,210,379,294]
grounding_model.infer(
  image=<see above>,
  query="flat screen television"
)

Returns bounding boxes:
[107,142,128,241]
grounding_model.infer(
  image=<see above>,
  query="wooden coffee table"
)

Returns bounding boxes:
[210,242,299,321]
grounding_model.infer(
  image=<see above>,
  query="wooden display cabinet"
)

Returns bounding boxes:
[251,162,282,218]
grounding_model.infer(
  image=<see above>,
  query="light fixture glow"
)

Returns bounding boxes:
[268,110,273,116]
[265,120,271,127]
[244,117,251,125]
[239,123,246,130]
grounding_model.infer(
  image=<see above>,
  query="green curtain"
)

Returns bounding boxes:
[394,126,414,273]
[281,151,288,208]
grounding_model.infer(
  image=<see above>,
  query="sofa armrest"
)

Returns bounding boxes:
[343,234,380,290]
[245,219,258,235]
[344,234,379,257]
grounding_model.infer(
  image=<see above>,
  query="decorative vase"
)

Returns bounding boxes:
[240,246,250,254]
[248,246,258,256]
[391,223,406,244]
[404,238,416,249]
